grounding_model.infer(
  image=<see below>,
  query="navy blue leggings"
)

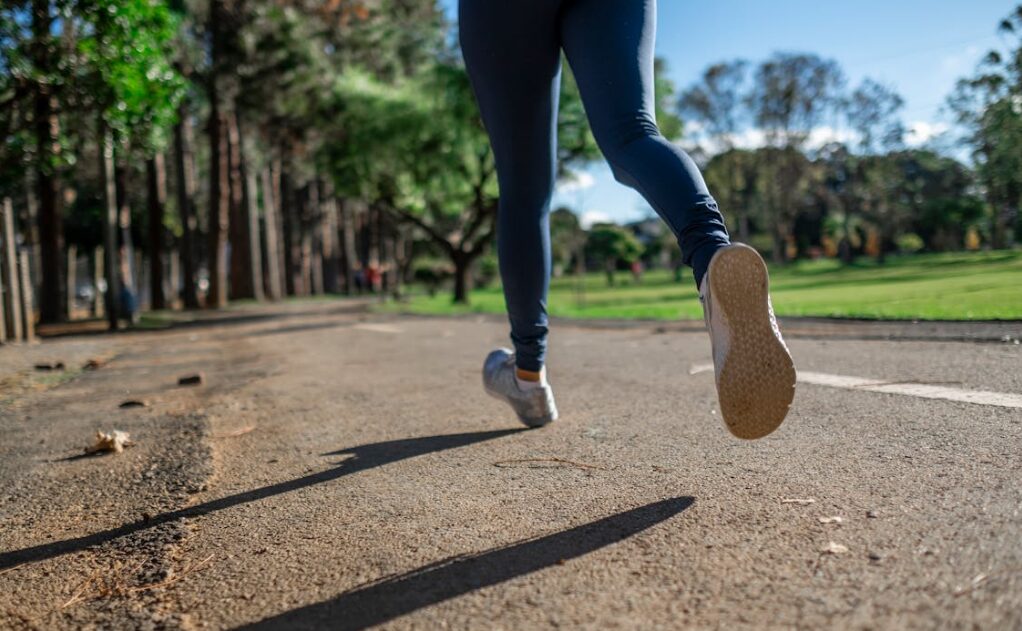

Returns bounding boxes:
[460,0,730,372]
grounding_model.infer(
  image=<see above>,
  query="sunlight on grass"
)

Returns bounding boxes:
[383,251,1022,321]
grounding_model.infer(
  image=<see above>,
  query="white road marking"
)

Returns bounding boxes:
[689,364,1022,409]
[353,323,403,334]
[798,371,1022,409]
[689,362,714,375]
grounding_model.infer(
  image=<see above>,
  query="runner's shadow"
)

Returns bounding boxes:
[0,429,523,570]
[237,496,694,630]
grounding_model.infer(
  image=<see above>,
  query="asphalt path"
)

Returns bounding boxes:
[1,303,1019,629]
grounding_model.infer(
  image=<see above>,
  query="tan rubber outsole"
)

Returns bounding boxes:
[707,244,796,439]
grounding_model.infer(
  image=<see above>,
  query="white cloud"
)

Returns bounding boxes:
[905,121,950,146]
[728,128,768,150]
[579,210,612,229]
[806,126,858,149]
[684,120,706,135]
[684,125,857,155]
[556,171,596,194]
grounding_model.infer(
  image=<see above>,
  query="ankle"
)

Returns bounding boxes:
[515,367,547,390]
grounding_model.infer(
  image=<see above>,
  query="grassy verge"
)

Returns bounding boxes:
[381,250,1022,321]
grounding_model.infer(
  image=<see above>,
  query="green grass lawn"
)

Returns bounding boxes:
[384,250,1022,321]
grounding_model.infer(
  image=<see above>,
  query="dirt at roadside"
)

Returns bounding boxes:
[0,326,269,630]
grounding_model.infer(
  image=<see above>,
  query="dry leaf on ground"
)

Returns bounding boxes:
[85,430,134,454]
[781,498,816,505]
[822,541,849,555]
[82,358,106,371]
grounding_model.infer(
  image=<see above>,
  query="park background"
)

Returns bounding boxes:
[3,4,1022,628]
[2,0,1022,340]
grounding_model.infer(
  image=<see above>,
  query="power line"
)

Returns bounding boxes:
[847,31,1004,66]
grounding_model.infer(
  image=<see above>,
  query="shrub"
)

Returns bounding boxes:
[896,233,925,254]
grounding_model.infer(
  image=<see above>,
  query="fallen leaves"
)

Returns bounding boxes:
[953,567,1022,597]
[212,425,256,439]
[82,358,106,371]
[953,573,990,597]
[84,430,134,455]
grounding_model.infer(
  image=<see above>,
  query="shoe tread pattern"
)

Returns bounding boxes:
[709,245,796,439]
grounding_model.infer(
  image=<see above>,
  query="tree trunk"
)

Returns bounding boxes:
[98,126,119,330]
[770,157,790,264]
[114,160,137,321]
[168,249,180,306]
[307,182,322,295]
[260,166,283,300]
[114,163,134,291]
[272,161,288,296]
[2,198,24,340]
[452,253,472,304]
[295,185,311,296]
[604,259,615,286]
[244,167,265,302]
[367,203,381,293]
[381,214,397,296]
[834,209,847,263]
[23,171,41,305]
[392,228,408,298]
[876,224,888,264]
[341,198,358,295]
[33,120,62,320]
[91,246,103,316]
[146,153,167,310]
[18,250,35,342]
[206,0,230,309]
[65,244,76,320]
[737,210,750,244]
[235,112,264,302]
[301,229,315,295]
[772,228,787,264]
[173,104,201,309]
[207,108,230,308]
[32,0,65,324]
[227,109,255,299]
[0,277,6,343]
[136,251,147,310]
[991,202,1017,250]
[280,165,296,296]
[320,183,340,294]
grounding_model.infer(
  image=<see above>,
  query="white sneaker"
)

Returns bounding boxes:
[700,244,796,439]
[482,348,558,428]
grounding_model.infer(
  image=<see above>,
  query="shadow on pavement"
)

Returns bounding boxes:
[241,319,354,338]
[237,497,695,630]
[0,429,523,570]
[37,301,369,339]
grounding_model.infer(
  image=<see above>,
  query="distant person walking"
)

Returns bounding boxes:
[465,0,795,439]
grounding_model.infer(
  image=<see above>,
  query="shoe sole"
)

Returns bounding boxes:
[483,382,558,428]
[707,244,796,439]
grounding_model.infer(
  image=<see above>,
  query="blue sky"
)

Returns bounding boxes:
[439,0,1016,225]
